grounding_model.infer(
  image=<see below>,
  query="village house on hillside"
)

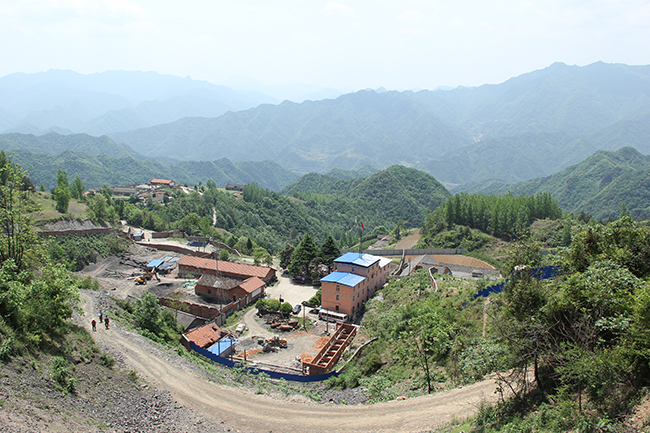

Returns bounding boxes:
[177,256,275,308]
[320,252,391,318]
[150,178,176,187]
[225,184,245,192]
[178,256,276,282]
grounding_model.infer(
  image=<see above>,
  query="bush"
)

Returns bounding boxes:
[280,302,293,316]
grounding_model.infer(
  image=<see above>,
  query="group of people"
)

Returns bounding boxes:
[91,310,110,331]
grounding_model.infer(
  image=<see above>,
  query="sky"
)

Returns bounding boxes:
[1,0,649,92]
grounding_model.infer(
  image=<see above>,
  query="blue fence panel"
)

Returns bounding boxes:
[190,342,339,383]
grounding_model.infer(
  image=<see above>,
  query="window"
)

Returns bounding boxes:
[335,305,339,311]
[336,285,340,292]
[207,289,211,294]
[336,295,339,301]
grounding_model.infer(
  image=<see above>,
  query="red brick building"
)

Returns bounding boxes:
[320,252,392,317]
[178,256,276,282]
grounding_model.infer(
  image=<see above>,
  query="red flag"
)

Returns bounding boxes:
[361,222,364,229]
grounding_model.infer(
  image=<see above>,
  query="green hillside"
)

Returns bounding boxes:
[283,165,451,227]
[463,147,650,220]
[5,148,298,191]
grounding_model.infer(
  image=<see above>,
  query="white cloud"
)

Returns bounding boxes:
[323,2,354,16]
[397,9,423,23]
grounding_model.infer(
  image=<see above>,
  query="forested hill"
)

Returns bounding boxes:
[109,91,472,172]
[108,62,650,188]
[0,132,140,159]
[283,165,451,227]
[461,147,650,220]
[1,133,298,191]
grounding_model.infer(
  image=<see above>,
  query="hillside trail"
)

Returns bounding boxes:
[78,291,501,433]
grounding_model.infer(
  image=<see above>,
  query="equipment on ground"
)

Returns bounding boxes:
[134,271,160,285]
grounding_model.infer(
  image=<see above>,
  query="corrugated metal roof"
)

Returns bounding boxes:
[378,257,392,268]
[178,256,274,280]
[147,259,164,268]
[321,271,366,287]
[334,252,381,268]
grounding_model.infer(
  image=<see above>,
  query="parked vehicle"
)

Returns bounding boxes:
[293,276,306,284]
[293,304,302,315]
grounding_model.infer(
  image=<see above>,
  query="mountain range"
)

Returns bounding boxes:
[1,61,650,219]
[106,62,650,185]
[0,70,276,136]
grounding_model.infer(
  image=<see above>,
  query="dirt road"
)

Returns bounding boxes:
[80,291,500,432]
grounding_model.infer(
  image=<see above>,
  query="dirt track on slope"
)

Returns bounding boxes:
[80,292,501,433]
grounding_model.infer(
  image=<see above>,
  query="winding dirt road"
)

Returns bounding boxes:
[80,292,500,432]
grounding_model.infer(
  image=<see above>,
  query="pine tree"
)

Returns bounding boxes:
[288,233,318,276]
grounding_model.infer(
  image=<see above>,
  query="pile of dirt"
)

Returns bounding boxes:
[0,353,224,433]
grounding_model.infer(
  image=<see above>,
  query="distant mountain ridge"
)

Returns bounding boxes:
[0,132,298,191]
[108,62,650,185]
[0,69,277,136]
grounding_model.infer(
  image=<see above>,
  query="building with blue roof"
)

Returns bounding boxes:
[321,252,392,318]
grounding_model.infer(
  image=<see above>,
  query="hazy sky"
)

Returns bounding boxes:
[1,0,649,91]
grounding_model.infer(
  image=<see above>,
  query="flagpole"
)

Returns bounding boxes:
[358,221,363,255]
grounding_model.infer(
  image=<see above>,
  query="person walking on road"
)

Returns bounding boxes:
[104,316,110,330]
[91,320,96,331]
[99,311,103,323]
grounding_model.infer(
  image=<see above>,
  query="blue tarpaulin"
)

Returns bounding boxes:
[146,259,164,269]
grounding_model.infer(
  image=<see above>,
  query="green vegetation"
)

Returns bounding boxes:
[46,233,129,271]
[337,214,650,431]
[3,135,298,191]
[0,155,89,358]
[473,147,650,221]
[420,192,562,242]
[282,165,451,228]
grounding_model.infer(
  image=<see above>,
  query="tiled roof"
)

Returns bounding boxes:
[178,256,274,280]
[321,271,367,287]
[334,252,381,268]
[239,277,265,294]
[184,323,222,348]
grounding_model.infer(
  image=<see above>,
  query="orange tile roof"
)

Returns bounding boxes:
[150,178,173,184]
[184,323,222,348]
[239,277,265,294]
[178,256,274,280]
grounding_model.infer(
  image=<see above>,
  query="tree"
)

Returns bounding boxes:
[69,176,85,200]
[320,236,341,273]
[86,193,108,223]
[53,169,71,214]
[279,244,295,269]
[288,233,318,276]
[280,302,293,316]
[219,249,230,261]
[0,155,38,271]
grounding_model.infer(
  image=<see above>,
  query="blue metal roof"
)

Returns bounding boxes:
[147,259,164,268]
[321,271,366,287]
[334,252,381,268]
[207,338,237,356]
